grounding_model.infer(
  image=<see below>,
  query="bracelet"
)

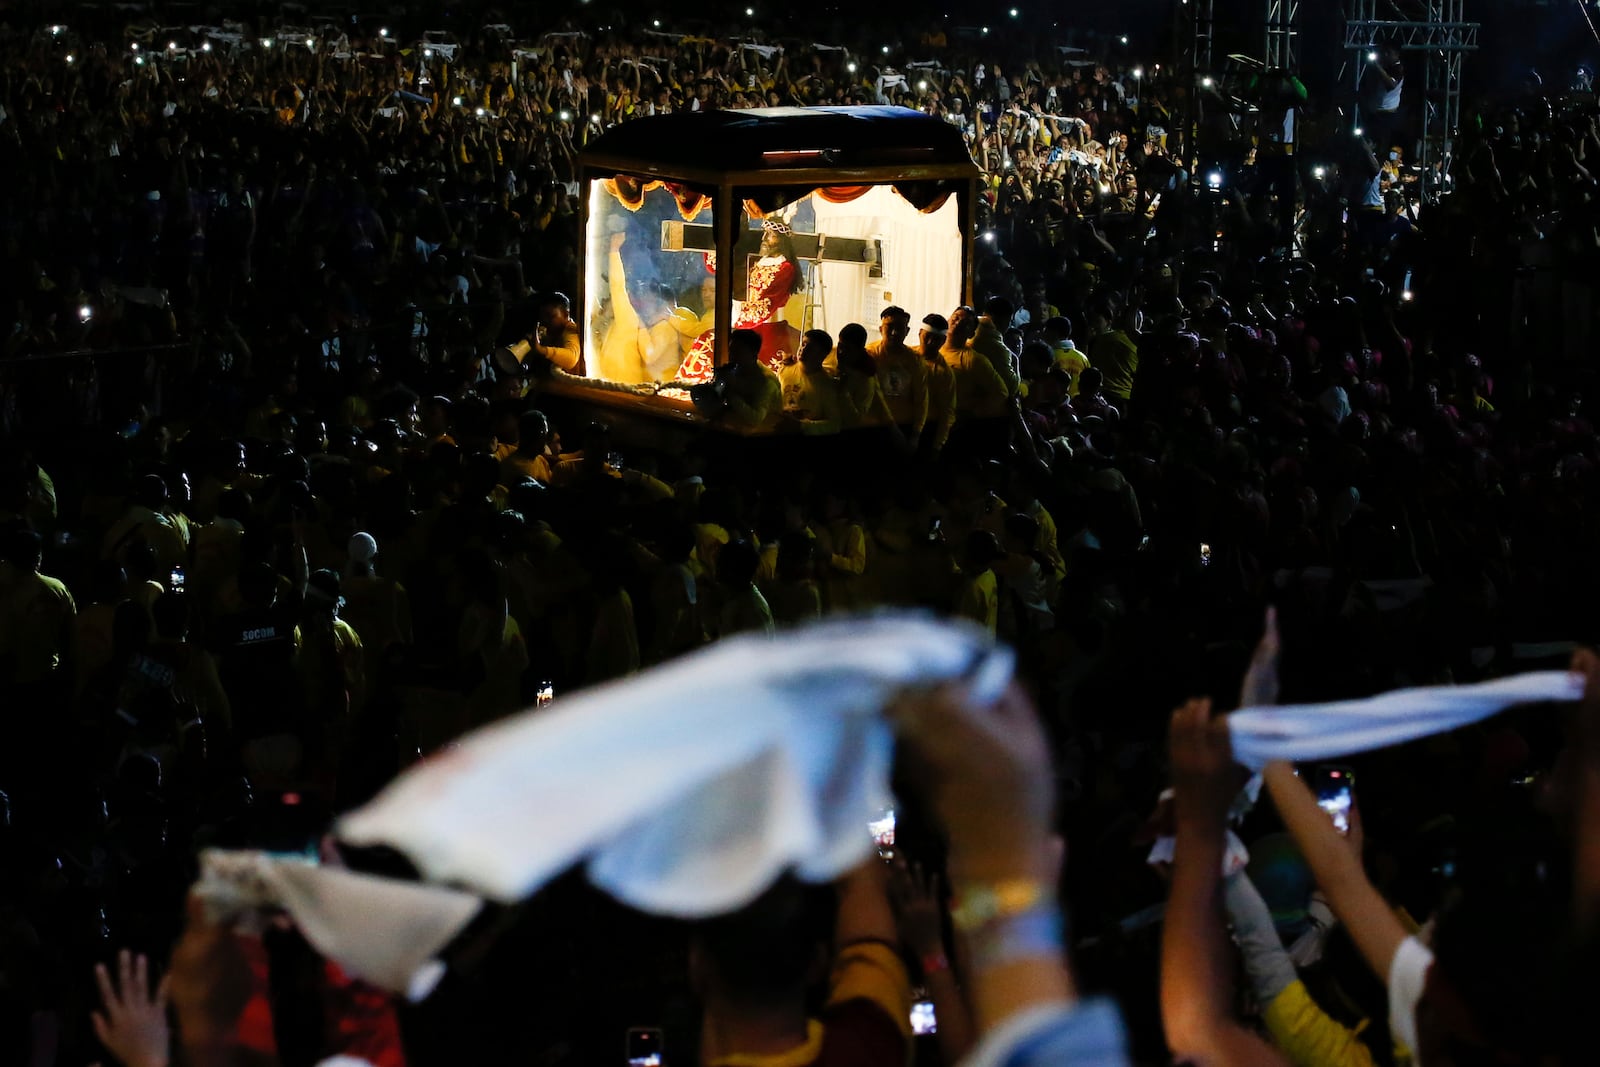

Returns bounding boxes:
[950,878,1049,932]
[920,950,951,975]
[963,906,1066,972]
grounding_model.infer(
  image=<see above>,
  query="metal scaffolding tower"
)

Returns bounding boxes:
[1172,0,1217,164]
[1265,0,1300,72]
[1193,0,1216,74]
[1345,0,1479,198]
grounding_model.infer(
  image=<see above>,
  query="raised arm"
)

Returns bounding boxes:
[892,682,1076,1034]
[1162,698,1290,1066]
[1262,764,1407,983]
[834,858,898,950]
[889,861,975,1064]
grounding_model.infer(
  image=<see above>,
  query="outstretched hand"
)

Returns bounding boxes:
[888,859,947,957]
[91,950,170,1067]
[1239,605,1280,709]
[1168,698,1239,824]
[890,680,1055,884]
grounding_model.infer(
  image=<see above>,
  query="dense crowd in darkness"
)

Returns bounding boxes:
[9,4,1600,1067]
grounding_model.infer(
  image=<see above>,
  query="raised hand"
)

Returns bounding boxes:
[1168,698,1238,824]
[1239,606,1281,709]
[890,681,1055,885]
[91,950,171,1067]
[888,859,947,957]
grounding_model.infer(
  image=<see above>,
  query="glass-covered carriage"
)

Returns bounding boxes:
[538,105,980,429]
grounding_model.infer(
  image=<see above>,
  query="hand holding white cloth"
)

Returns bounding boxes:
[339,615,1011,916]
[194,851,482,1000]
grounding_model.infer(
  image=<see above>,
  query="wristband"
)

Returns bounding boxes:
[950,878,1048,932]
[963,906,1065,972]
[920,950,951,975]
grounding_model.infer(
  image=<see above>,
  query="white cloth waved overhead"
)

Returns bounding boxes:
[339,614,1011,916]
[1228,671,1582,769]
[194,850,482,1000]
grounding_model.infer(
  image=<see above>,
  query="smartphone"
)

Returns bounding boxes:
[537,680,555,707]
[1199,542,1212,567]
[169,566,186,591]
[626,1027,664,1066]
[1311,765,1354,835]
[910,998,938,1035]
[868,807,896,860]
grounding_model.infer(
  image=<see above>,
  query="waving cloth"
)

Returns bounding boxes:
[339,615,1012,915]
[1227,671,1583,769]
[194,851,482,1001]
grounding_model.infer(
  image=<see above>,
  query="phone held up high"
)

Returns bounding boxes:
[868,807,896,861]
[1310,765,1355,835]
[626,1027,664,1066]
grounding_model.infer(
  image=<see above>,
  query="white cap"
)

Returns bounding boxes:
[348,532,378,564]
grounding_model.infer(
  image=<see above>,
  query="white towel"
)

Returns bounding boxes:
[339,615,1010,915]
[194,851,482,1000]
[1227,671,1582,769]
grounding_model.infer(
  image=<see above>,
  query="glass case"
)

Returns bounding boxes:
[583,178,717,387]
[567,107,981,426]
[583,180,966,388]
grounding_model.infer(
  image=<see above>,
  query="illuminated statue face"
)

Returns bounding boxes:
[760,229,783,256]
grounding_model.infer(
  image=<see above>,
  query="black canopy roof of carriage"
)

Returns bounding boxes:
[579,105,980,184]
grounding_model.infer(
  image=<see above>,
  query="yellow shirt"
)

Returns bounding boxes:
[1053,343,1090,395]
[811,519,870,613]
[724,364,784,432]
[1089,329,1139,401]
[293,617,366,714]
[692,522,731,582]
[838,367,896,429]
[539,323,582,373]
[919,349,958,451]
[706,941,912,1067]
[779,363,846,434]
[972,318,1021,396]
[865,339,929,432]
[499,449,553,487]
[587,588,640,684]
[1262,980,1386,1067]
[1028,501,1066,580]
[956,568,999,633]
[0,570,76,683]
[942,342,1010,420]
[103,506,188,574]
